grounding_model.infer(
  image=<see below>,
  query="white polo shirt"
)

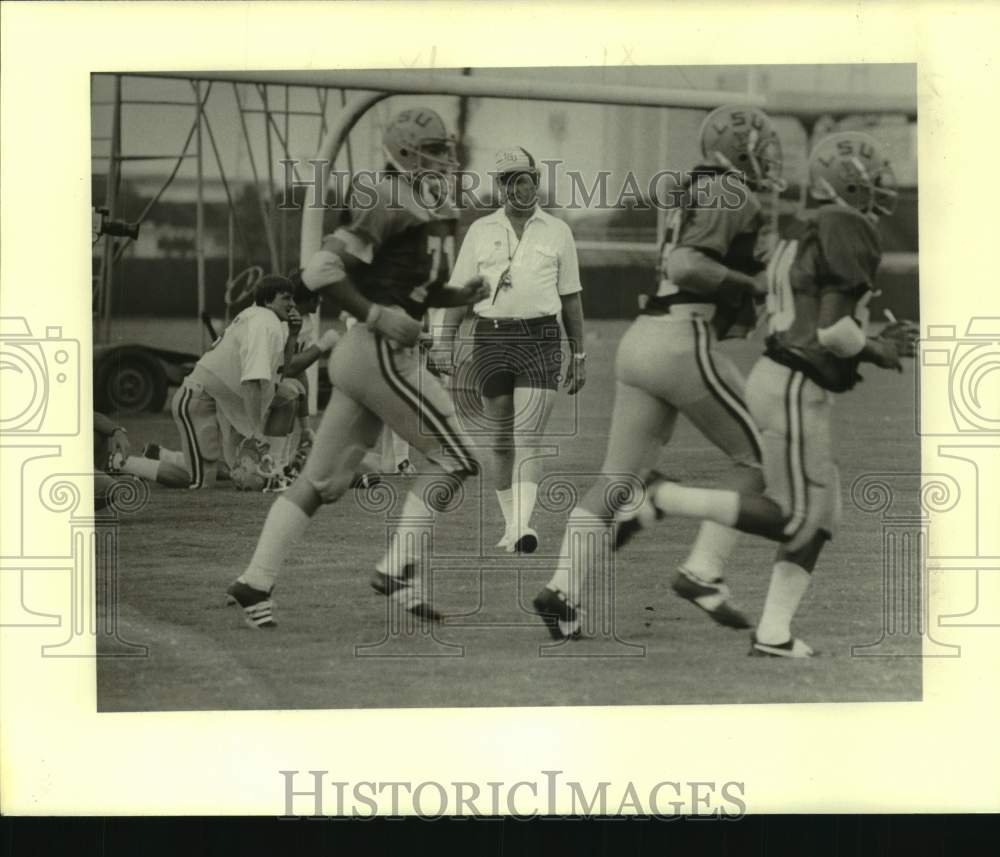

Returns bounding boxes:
[195,305,286,396]
[449,207,582,319]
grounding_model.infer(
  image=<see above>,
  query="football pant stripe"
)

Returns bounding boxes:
[375,336,476,474]
[177,385,203,489]
[783,371,807,537]
[692,320,763,462]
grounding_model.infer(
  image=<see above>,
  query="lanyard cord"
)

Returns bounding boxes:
[492,220,530,305]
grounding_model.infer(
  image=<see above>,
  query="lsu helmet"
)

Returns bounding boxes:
[808,131,897,220]
[382,107,459,177]
[698,105,784,191]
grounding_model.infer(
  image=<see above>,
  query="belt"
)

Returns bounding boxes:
[644,303,716,321]
[475,314,558,331]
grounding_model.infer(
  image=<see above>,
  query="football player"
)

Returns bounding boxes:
[533,105,782,638]
[615,131,902,657]
[131,275,341,491]
[226,107,489,629]
[117,276,318,489]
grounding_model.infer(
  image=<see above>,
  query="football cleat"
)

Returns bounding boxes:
[370,564,441,622]
[532,586,581,641]
[496,528,514,550]
[226,582,274,606]
[227,580,276,629]
[671,567,751,629]
[613,470,670,550]
[141,442,161,461]
[510,526,538,555]
[749,635,814,658]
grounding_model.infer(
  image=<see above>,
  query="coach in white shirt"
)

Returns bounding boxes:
[432,147,586,553]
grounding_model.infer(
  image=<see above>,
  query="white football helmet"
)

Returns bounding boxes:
[808,131,898,220]
[699,105,785,192]
[382,107,459,177]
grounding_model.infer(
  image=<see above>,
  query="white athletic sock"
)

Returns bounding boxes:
[240,496,311,592]
[547,523,576,603]
[513,480,538,533]
[159,447,186,468]
[496,487,514,530]
[546,507,606,605]
[683,522,741,582]
[265,435,289,470]
[120,456,160,481]
[377,490,433,579]
[654,483,740,527]
[755,561,811,644]
[379,428,396,472]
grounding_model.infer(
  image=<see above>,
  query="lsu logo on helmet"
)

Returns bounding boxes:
[382,108,459,177]
[808,131,898,220]
[699,105,785,192]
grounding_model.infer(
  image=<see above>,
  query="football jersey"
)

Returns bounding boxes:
[324,174,458,320]
[196,305,286,394]
[645,166,768,313]
[763,205,882,393]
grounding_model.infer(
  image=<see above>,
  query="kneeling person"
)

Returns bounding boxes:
[119,276,297,489]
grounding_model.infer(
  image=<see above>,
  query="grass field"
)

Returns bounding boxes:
[97,319,921,711]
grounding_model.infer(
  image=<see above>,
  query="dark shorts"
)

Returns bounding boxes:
[470,315,562,398]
